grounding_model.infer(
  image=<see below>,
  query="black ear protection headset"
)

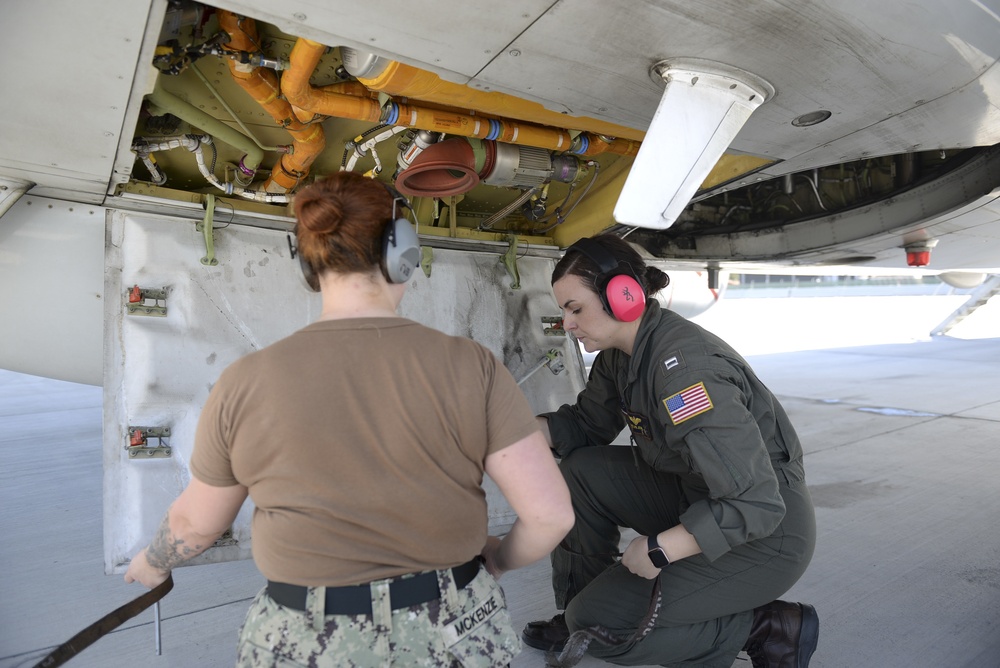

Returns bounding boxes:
[567,237,646,322]
[297,181,420,291]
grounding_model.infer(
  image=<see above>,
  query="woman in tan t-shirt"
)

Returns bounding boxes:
[125,171,574,667]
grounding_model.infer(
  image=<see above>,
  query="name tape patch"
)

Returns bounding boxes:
[442,594,500,646]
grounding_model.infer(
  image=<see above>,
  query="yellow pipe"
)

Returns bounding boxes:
[387,102,573,151]
[358,55,768,178]
[285,40,638,158]
[281,39,771,197]
[574,135,641,158]
[219,11,326,192]
[360,59,646,143]
[283,39,383,122]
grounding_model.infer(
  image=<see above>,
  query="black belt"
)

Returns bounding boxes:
[267,558,481,616]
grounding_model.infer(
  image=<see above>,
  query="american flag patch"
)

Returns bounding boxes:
[663,382,713,425]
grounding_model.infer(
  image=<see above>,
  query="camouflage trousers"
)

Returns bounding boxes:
[235,565,519,667]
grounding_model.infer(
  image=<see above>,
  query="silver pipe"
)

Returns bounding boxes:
[802,172,827,211]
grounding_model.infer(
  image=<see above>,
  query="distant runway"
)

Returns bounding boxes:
[2,293,999,667]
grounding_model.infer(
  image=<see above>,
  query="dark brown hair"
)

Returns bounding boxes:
[553,233,669,297]
[293,171,394,277]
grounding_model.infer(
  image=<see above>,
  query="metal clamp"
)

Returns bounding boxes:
[196,193,219,266]
[500,235,521,290]
[420,246,434,278]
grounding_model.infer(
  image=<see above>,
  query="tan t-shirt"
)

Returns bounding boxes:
[191,317,538,586]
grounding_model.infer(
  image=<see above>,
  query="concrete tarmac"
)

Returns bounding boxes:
[2,294,999,667]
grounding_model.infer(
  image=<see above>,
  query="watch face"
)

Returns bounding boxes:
[648,548,669,568]
[647,534,669,568]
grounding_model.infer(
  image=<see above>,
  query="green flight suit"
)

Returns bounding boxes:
[542,303,816,667]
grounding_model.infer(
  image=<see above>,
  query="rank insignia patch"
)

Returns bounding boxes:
[660,351,685,377]
[664,382,713,425]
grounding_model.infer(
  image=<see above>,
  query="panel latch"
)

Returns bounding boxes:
[125,286,168,317]
[542,316,566,336]
[127,426,172,458]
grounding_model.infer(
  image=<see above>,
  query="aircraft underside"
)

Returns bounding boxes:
[1,0,1000,573]
[3,0,1000,273]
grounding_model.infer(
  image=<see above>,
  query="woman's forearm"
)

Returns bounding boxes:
[144,510,220,572]
[494,510,574,574]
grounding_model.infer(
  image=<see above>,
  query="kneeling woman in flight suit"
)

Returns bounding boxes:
[522,234,818,668]
[125,172,574,667]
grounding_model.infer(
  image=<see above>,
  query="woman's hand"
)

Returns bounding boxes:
[123,548,171,589]
[621,535,661,580]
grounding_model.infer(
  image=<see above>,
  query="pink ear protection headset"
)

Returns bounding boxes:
[567,237,646,322]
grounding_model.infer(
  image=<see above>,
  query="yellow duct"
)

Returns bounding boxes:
[359,59,646,143]
[385,102,573,151]
[218,11,327,192]
[279,38,767,207]
[283,39,638,158]
[283,39,383,122]
[572,135,641,158]
[354,53,771,184]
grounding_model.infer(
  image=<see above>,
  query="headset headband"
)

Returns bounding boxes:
[569,237,624,278]
[382,182,414,221]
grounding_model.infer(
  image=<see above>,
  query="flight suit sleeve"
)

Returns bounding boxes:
[655,359,786,561]
[542,351,625,458]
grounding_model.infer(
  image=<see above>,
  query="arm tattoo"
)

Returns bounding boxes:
[145,513,207,571]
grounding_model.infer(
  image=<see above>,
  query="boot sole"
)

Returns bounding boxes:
[797,603,820,666]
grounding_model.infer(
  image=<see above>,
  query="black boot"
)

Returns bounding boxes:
[743,600,819,668]
[522,613,570,652]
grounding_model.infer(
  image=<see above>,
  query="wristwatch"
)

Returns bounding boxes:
[647,534,670,568]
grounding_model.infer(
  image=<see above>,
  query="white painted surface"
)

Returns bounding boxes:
[0,196,106,385]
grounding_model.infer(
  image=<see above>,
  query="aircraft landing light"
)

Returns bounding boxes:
[614,58,775,231]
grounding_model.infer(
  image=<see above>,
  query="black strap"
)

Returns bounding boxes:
[33,575,174,668]
[267,558,481,616]
[545,578,662,668]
